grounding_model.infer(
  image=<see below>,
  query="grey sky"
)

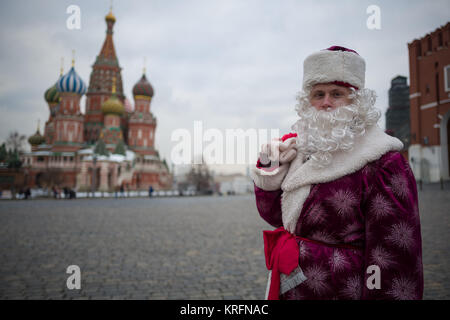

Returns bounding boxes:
[0,0,449,174]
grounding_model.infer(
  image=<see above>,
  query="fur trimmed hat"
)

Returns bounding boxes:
[302,46,365,91]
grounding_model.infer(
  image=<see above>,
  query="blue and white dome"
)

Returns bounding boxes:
[57,67,87,95]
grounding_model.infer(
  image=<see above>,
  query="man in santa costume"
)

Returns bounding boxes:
[251,46,423,300]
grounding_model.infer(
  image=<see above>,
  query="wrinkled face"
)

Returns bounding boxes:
[309,83,353,111]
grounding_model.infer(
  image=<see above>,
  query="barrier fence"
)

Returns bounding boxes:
[0,189,200,200]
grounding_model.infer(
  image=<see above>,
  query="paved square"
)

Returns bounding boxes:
[0,185,448,300]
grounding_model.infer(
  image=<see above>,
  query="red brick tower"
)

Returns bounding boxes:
[128,70,157,156]
[100,77,125,152]
[84,8,125,145]
[43,60,65,145]
[53,57,86,153]
[408,22,450,182]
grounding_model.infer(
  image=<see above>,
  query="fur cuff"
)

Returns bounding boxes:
[250,163,290,191]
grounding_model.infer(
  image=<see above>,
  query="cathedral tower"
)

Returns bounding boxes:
[43,61,63,145]
[128,70,157,156]
[100,77,125,153]
[53,57,86,152]
[84,7,125,145]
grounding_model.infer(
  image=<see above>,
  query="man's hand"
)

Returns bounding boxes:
[258,137,297,169]
[279,137,297,164]
[260,139,281,167]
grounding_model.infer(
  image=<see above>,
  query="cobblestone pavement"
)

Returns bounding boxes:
[0,184,449,300]
[417,183,450,300]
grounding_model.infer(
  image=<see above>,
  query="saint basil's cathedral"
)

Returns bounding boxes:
[23,8,172,192]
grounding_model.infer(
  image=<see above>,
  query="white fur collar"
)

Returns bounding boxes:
[280,125,403,233]
[281,125,403,192]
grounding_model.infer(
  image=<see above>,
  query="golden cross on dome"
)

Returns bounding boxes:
[60,57,64,76]
[143,56,147,74]
[71,49,75,67]
[112,76,117,94]
[105,0,116,22]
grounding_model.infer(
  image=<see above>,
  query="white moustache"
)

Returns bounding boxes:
[292,88,380,168]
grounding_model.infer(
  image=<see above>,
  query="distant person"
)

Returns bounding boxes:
[24,188,31,200]
[52,186,61,199]
[148,185,154,198]
[251,46,423,300]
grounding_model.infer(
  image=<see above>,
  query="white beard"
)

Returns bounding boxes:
[291,88,381,168]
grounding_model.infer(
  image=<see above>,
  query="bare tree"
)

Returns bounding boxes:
[6,131,26,153]
[186,157,213,194]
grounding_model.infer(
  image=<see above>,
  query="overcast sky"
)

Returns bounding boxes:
[0,0,449,174]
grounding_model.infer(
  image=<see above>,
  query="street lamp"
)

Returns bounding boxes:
[91,154,97,197]
[171,162,176,192]
[433,122,444,190]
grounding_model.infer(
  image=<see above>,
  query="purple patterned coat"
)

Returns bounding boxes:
[252,127,424,300]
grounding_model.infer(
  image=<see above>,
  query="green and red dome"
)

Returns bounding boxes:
[44,84,60,104]
[132,74,154,98]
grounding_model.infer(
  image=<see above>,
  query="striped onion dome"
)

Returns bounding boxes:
[44,84,60,104]
[124,97,133,113]
[56,67,87,95]
[132,74,154,98]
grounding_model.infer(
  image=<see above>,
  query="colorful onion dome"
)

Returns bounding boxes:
[28,123,46,146]
[101,77,124,115]
[102,96,124,115]
[57,66,87,95]
[132,74,154,98]
[124,97,133,113]
[44,84,60,104]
